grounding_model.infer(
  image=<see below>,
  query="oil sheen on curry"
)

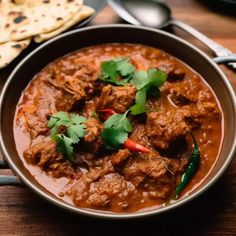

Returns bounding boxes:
[14,44,223,213]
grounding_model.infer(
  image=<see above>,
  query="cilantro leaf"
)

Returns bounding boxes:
[101,111,132,150]
[48,111,71,128]
[135,87,147,105]
[48,112,87,161]
[104,111,132,132]
[130,103,146,115]
[130,69,167,115]
[63,136,74,161]
[131,71,148,89]
[52,134,74,161]
[101,60,118,82]
[70,114,86,124]
[117,59,135,78]
[67,124,86,144]
[101,128,128,150]
[47,116,58,129]
[148,69,167,87]
[100,58,135,86]
[104,114,123,128]
[131,69,167,90]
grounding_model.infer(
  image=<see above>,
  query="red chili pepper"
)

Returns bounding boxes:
[99,109,116,120]
[100,108,150,153]
[124,138,150,153]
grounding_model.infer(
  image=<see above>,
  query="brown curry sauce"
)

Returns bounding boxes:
[14,44,223,213]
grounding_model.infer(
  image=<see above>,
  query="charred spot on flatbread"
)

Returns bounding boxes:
[13,15,27,23]
[8,11,22,16]
[11,43,22,49]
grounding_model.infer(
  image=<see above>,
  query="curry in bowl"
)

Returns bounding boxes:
[14,43,222,213]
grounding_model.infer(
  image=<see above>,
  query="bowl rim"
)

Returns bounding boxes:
[0,24,236,219]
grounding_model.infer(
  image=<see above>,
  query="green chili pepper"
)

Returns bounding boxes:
[175,132,200,198]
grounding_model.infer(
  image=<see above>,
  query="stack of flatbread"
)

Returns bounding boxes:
[0,0,94,69]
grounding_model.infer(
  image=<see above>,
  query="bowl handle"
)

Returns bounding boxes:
[213,55,236,65]
[0,159,23,186]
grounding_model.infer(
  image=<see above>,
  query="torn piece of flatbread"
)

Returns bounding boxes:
[34,5,95,43]
[0,0,83,44]
[0,39,31,69]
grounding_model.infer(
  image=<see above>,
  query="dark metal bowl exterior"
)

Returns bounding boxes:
[0,25,235,219]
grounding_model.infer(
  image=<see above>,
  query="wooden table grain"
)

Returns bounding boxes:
[1,1,236,235]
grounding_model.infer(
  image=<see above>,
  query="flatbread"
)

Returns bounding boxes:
[0,39,31,69]
[34,6,95,43]
[0,0,83,43]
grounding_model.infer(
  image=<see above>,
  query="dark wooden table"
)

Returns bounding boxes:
[1,1,236,235]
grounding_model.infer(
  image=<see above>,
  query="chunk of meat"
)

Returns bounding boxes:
[146,111,189,150]
[122,151,173,199]
[48,63,98,95]
[111,149,131,168]
[67,157,139,210]
[69,173,138,210]
[24,140,60,167]
[24,140,75,178]
[156,59,185,81]
[80,99,98,118]
[18,80,59,138]
[84,118,103,143]
[87,174,137,209]
[176,90,220,130]
[162,75,202,106]
[83,118,103,152]
[55,91,85,111]
[168,156,189,174]
[47,75,86,111]
[46,63,98,111]
[177,106,202,130]
[97,84,136,113]
[197,90,220,118]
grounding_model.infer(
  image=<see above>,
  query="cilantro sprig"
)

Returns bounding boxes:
[130,69,167,115]
[100,57,167,115]
[100,58,135,85]
[101,110,132,150]
[48,112,87,161]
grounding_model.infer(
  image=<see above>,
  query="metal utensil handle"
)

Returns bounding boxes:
[0,176,22,186]
[213,55,236,64]
[0,159,22,186]
[170,19,236,70]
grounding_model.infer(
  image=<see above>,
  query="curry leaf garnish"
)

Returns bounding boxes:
[48,112,87,160]
[130,69,167,115]
[101,110,132,150]
[175,132,200,198]
[100,58,135,85]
